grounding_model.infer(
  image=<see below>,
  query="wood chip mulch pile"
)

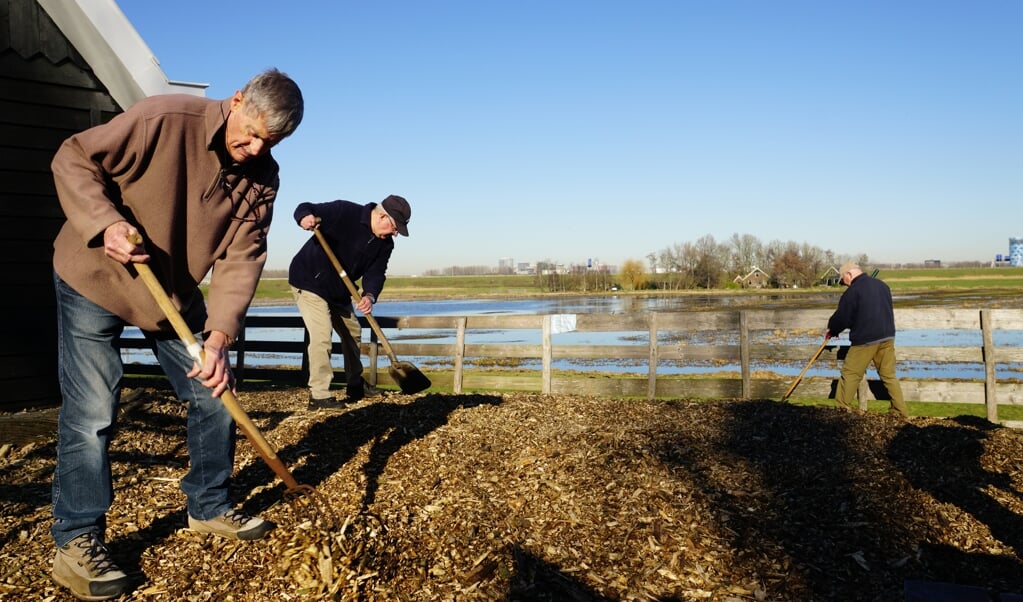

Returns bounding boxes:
[4,384,1023,601]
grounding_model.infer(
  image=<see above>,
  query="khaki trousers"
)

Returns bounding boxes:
[835,339,908,417]
[291,287,363,399]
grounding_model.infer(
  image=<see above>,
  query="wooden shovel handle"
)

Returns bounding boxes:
[127,233,301,490]
[312,226,401,364]
[781,337,830,402]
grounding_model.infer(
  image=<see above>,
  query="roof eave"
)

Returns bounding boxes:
[37,0,206,109]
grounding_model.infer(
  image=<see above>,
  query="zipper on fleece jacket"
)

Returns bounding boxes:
[203,169,230,201]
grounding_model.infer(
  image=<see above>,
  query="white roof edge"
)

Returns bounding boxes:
[37,0,207,109]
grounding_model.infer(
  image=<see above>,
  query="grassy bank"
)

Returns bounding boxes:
[882,266,1023,289]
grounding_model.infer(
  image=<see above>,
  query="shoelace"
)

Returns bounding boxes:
[221,509,254,527]
[72,536,120,576]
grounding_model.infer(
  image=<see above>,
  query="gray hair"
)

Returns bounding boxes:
[241,68,304,138]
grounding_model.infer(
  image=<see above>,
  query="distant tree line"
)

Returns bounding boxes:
[639,233,848,290]
[519,234,858,293]
[640,232,987,291]
[266,232,992,291]
[422,265,502,276]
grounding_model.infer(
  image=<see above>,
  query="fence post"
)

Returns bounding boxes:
[739,310,750,399]
[982,309,997,422]
[454,317,466,394]
[648,313,658,400]
[235,317,247,384]
[300,328,310,383]
[370,340,379,386]
[542,315,552,394]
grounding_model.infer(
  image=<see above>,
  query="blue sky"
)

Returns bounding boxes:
[117,0,1022,276]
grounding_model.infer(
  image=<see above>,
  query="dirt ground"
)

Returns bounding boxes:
[4,383,1023,601]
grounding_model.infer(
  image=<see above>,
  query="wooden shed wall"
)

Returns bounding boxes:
[0,0,121,410]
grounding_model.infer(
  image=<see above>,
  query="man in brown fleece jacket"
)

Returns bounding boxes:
[49,68,303,600]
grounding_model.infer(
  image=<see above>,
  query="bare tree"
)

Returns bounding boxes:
[646,252,658,274]
[692,234,727,289]
[771,250,807,288]
[800,242,830,283]
[677,242,702,289]
[664,242,695,289]
[727,233,763,274]
[654,245,681,290]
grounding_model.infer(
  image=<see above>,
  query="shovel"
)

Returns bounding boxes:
[781,335,830,402]
[127,234,317,503]
[312,227,431,394]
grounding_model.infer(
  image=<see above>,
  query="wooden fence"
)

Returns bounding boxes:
[119,307,1023,419]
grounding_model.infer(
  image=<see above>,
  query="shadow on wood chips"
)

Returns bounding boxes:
[3,380,1023,600]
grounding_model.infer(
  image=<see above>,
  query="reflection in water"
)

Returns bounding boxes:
[332,292,847,317]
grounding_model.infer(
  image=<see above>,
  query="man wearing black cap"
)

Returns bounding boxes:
[289,195,412,408]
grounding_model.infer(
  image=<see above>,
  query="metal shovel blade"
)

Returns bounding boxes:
[390,361,432,394]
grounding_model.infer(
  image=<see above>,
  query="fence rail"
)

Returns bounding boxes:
[120,307,1023,420]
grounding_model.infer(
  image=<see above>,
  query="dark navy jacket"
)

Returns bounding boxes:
[287,200,393,305]
[827,274,896,346]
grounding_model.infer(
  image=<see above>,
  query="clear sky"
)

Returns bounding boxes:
[116,0,1022,275]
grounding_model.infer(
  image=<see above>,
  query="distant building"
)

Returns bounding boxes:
[924,259,942,268]
[498,257,515,272]
[819,266,841,286]
[1010,238,1023,267]
[733,267,770,289]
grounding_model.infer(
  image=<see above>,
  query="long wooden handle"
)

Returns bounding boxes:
[312,227,401,364]
[781,337,830,401]
[128,236,301,490]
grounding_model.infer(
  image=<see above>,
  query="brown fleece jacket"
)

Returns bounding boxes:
[51,94,279,338]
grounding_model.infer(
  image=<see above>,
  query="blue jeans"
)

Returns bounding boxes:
[51,273,237,547]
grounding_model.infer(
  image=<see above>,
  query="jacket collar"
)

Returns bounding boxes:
[206,98,233,152]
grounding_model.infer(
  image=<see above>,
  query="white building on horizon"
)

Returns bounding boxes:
[1010,237,1023,267]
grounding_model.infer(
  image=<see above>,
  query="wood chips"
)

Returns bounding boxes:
[3,383,1023,600]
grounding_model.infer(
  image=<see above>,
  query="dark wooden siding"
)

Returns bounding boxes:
[1,0,122,410]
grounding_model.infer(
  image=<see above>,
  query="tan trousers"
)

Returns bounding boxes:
[291,287,362,399]
[835,339,908,417]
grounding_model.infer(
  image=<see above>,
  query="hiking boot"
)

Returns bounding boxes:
[307,393,349,410]
[52,532,131,601]
[187,509,275,541]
